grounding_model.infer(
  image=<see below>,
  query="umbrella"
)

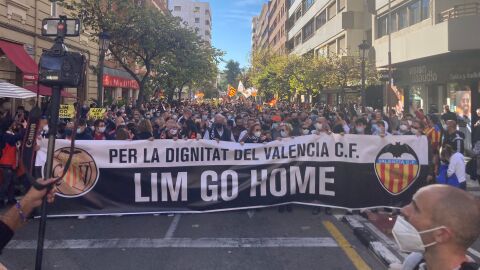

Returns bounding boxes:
[0,81,37,99]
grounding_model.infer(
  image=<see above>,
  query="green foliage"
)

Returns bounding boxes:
[67,0,222,104]
[248,49,379,101]
[224,60,241,87]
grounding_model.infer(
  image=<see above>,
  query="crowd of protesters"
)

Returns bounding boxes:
[1,100,480,207]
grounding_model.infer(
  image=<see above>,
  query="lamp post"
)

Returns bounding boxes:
[97,32,110,106]
[358,39,371,109]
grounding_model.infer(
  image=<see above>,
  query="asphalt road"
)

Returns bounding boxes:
[1,207,386,270]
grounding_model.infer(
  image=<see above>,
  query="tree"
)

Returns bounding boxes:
[224,60,241,87]
[67,0,221,105]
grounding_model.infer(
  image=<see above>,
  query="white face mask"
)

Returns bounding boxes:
[356,126,364,133]
[302,129,310,135]
[98,127,106,133]
[315,123,323,130]
[400,124,408,131]
[43,125,49,132]
[407,120,413,126]
[280,130,288,138]
[254,131,261,137]
[411,128,418,134]
[392,216,445,253]
[169,129,178,135]
[77,128,83,133]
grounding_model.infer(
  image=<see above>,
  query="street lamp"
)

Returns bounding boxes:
[97,31,110,106]
[358,39,371,110]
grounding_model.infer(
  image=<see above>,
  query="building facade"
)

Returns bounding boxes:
[168,0,212,44]
[373,0,480,145]
[0,0,99,110]
[286,0,373,57]
[284,0,375,105]
[269,0,288,53]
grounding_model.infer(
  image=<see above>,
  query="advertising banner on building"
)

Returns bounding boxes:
[40,135,429,217]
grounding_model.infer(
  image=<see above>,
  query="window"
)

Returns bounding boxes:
[327,2,336,20]
[302,19,315,42]
[194,6,200,12]
[315,46,327,57]
[421,0,430,20]
[327,40,337,55]
[205,30,211,36]
[315,10,327,29]
[338,35,346,55]
[390,13,398,32]
[295,7,302,22]
[409,1,421,25]
[377,16,388,38]
[195,17,200,23]
[302,0,315,14]
[338,0,346,12]
[397,7,407,30]
[205,20,210,26]
[294,32,302,47]
[174,6,181,11]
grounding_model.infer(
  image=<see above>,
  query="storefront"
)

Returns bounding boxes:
[103,67,139,104]
[0,39,74,113]
[391,51,480,147]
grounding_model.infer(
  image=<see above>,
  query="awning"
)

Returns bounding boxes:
[103,67,139,90]
[0,40,38,81]
[24,84,76,98]
[0,81,37,99]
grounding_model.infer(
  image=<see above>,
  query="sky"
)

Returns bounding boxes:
[210,0,268,70]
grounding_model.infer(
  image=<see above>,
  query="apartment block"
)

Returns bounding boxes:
[269,0,288,53]
[168,0,212,44]
[286,0,373,57]
[373,0,480,135]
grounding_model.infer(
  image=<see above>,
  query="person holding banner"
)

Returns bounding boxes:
[0,177,57,252]
[204,114,234,142]
[240,123,269,144]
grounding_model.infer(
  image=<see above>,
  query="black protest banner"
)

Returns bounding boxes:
[39,134,429,216]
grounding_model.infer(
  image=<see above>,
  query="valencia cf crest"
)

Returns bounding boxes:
[374,143,420,195]
[51,147,99,198]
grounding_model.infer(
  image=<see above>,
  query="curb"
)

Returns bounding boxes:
[342,215,402,267]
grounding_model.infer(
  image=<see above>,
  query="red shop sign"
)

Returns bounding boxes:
[103,75,139,90]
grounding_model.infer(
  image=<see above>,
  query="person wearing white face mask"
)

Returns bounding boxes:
[240,123,268,144]
[389,185,480,270]
[93,119,107,140]
[74,119,93,140]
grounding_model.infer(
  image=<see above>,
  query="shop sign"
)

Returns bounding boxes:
[103,75,139,90]
[449,71,480,81]
[408,66,438,83]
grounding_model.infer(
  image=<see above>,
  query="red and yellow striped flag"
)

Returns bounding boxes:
[227,85,237,97]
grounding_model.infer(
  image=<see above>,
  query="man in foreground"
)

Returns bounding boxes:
[391,185,480,270]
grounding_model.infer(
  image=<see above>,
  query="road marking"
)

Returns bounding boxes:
[323,221,372,270]
[468,248,480,259]
[164,214,181,239]
[6,237,339,250]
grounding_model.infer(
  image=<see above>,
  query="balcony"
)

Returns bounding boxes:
[374,5,480,68]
